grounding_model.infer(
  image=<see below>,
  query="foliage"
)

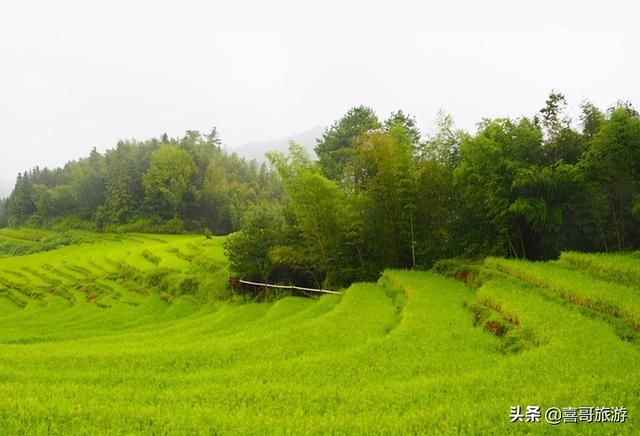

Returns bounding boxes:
[3,130,282,234]
[580,107,640,250]
[220,96,640,290]
[0,198,7,228]
[352,124,417,267]
[315,105,381,181]
[142,145,197,218]
[223,203,284,282]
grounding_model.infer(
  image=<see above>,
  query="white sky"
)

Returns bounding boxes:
[0,0,639,196]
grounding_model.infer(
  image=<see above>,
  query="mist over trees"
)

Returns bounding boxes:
[1,129,282,234]
[3,93,640,289]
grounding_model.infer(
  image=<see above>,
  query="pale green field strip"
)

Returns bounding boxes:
[559,251,640,285]
[486,256,640,329]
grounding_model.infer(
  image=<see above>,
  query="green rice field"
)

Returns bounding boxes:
[0,229,638,434]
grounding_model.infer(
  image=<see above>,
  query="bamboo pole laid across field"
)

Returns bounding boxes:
[237,279,342,295]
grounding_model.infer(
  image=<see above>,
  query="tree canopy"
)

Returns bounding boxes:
[225,95,640,288]
[2,130,282,234]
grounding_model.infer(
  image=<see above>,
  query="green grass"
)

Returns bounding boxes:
[0,232,638,434]
[0,228,103,257]
[486,256,640,329]
[559,250,640,285]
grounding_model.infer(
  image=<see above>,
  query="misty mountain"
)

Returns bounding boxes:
[0,175,12,198]
[228,126,325,163]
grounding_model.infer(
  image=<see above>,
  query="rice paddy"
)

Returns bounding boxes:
[0,229,638,434]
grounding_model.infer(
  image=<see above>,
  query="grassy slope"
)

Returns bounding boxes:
[0,232,638,434]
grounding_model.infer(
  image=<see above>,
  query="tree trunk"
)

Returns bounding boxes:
[608,192,622,251]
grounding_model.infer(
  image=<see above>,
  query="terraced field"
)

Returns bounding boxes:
[0,230,638,434]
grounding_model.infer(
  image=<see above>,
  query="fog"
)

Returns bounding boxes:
[0,0,638,196]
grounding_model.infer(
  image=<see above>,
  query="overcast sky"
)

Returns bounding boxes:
[1,0,638,196]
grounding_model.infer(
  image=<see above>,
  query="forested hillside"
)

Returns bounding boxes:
[0,129,282,234]
[2,93,640,290]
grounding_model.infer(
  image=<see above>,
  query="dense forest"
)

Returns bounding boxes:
[1,93,640,289]
[0,129,282,234]
[228,93,640,288]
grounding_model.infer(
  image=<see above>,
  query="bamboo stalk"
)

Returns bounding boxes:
[237,279,342,295]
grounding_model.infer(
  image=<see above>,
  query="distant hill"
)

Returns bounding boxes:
[0,175,12,198]
[0,127,326,199]
[228,126,325,163]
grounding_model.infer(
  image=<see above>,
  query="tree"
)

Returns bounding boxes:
[537,92,585,165]
[2,128,280,232]
[268,142,370,286]
[507,162,580,258]
[7,172,36,226]
[96,142,146,224]
[415,158,458,266]
[224,204,284,286]
[143,145,197,219]
[384,110,421,147]
[31,184,76,219]
[5,93,640,286]
[580,101,604,139]
[420,110,464,168]
[315,106,381,181]
[352,124,417,267]
[454,118,544,257]
[0,198,8,228]
[200,156,232,234]
[538,91,570,141]
[68,148,106,219]
[581,106,640,250]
